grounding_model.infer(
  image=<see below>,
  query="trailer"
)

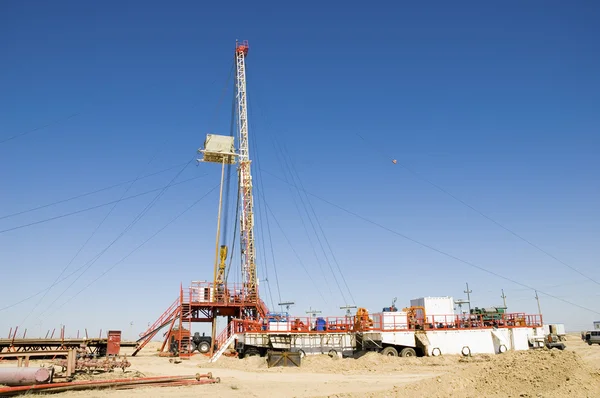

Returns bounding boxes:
[236,332,355,358]
[211,305,544,362]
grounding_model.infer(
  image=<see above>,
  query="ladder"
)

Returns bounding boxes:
[209,332,238,362]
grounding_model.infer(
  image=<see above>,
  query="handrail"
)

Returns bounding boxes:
[138,297,180,338]
[225,313,543,335]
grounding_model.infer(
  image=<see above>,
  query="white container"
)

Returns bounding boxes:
[544,323,566,336]
[268,321,289,332]
[378,311,408,330]
[410,296,455,325]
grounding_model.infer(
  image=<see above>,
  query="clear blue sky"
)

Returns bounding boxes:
[1,0,598,339]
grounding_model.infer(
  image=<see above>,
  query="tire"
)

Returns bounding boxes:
[197,341,210,354]
[380,347,398,357]
[400,347,416,357]
[298,349,306,358]
[328,349,338,358]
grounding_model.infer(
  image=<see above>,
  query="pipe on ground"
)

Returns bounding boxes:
[0,367,53,386]
[0,373,219,396]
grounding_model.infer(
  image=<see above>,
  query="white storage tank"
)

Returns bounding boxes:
[410,296,455,326]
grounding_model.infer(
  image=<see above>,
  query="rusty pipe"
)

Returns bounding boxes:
[0,367,53,386]
[0,374,215,395]
[112,378,221,390]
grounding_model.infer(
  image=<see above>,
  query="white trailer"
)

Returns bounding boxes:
[236,332,355,358]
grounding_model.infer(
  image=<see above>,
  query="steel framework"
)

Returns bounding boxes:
[235,40,258,310]
[137,40,268,359]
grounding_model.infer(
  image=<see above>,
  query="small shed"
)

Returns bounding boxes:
[199,134,236,164]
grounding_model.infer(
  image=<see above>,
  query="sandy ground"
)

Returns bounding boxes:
[2,333,600,397]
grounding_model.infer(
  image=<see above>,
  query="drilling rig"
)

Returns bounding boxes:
[133,40,267,358]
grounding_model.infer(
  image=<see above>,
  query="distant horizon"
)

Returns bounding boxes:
[1,1,598,336]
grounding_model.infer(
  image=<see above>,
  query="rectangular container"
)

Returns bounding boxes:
[410,297,455,325]
[545,323,566,336]
[107,330,121,356]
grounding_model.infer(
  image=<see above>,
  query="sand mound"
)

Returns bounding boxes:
[198,351,457,374]
[197,347,600,397]
[376,349,600,398]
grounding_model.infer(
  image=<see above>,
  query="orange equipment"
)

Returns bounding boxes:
[353,307,374,331]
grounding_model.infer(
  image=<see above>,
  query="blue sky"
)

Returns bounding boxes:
[0,0,599,339]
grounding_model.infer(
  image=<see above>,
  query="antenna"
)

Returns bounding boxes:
[340,305,357,317]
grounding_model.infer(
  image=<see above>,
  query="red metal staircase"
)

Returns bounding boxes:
[132,297,180,356]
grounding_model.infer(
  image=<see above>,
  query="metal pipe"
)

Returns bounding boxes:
[0,367,53,386]
[0,374,213,395]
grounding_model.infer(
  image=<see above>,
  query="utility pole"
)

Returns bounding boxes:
[464,283,473,314]
[278,301,295,314]
[305,307,321,328]
[305,307,322,318]
[534,290,542,316]
[501,289,507,309]
[340,305,357,317]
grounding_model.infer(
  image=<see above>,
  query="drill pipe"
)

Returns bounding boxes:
[110,378,221,390]
[0,373,216,396]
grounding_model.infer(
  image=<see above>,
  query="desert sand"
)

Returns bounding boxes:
[3,333,600,397]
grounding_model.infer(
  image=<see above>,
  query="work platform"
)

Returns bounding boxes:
[134,281,268,357]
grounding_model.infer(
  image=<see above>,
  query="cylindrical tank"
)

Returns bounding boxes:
[0,367,53,386]
[315,317,326,331]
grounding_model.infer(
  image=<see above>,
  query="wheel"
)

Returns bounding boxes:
[197,341,210,354]
[380,347,398,357]
[328,349,338,358]
[298,349,306,358]
[244,348,260,357]
[400,347,416,357]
